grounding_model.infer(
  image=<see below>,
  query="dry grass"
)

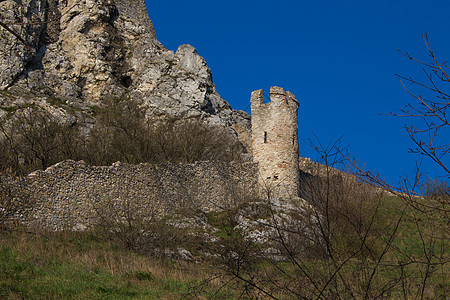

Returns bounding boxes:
[0,229,236,299]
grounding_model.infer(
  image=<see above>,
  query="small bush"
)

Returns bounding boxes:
[0,108,85,174]
[0,97,244,174]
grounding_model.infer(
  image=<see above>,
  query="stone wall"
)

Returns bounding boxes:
[9,160,258,230]
[251,87,300,199]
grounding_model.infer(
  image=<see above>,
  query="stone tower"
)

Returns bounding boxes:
[251,86,300,198]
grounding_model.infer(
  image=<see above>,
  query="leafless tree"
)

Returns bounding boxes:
[394,33,450,179]
[86,96,244,166]
[0,108,84,174]
[211,35,449,299]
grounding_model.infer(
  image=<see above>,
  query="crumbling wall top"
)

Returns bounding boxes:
[251,86,299,109]
[250,89,264,107]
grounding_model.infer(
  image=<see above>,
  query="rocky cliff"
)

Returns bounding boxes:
[0,0,250,129]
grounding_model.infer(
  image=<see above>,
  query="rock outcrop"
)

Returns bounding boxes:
[0,0,47,90]
[0,0,250,129]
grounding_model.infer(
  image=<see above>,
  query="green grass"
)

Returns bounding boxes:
[0,194,447,299]
[0,230,237,299]
[206,194,449,299]
[206,211,243,239]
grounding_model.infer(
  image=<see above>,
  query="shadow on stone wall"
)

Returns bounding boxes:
[10,160,259,230]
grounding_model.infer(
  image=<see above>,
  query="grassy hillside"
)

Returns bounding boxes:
[0,230,237,299]
[0,193,448,299]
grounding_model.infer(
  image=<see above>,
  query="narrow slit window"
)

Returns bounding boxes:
[264,131,268,143]
[292,134,295,145]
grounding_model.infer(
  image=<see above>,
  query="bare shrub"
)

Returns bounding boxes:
[93,197,173,256]
[0,108,84,175]
[212,35,449,299]
[0,130,20,175]
[301,168,386,259]
[91,180,195,258]
[213,144,447,298]
[0,96,244,174]
[423,178,449,199]
[85,97,151,165]
[148,119,243,164]
[85,97,244,166]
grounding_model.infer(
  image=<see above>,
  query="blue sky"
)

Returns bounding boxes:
[144,0,450,186]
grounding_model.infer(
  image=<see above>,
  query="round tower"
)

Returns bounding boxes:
[251,86,300,198]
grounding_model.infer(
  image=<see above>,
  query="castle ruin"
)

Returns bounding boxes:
[251,86,300,199]
[1,87,302,230]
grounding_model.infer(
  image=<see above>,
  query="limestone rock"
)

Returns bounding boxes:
[0,0,250,132]
[0,0,47,89]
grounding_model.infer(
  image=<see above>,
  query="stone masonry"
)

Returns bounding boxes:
[251,87,300,199]
[2,87,304,230]
[5,160,258,231]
